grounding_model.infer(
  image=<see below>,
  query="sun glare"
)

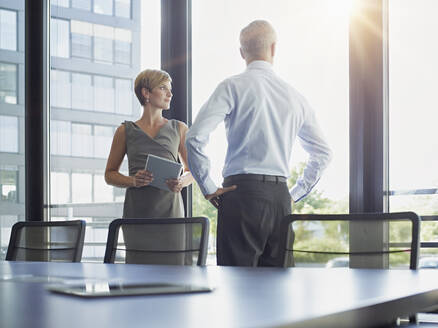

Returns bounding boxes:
[325,0,358,18]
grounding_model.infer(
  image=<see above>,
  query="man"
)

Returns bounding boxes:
[186,20,332,267]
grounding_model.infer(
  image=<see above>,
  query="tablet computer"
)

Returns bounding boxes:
[46,281,213,298]
[145,154,183,191]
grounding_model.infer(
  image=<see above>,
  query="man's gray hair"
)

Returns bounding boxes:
[240,20,277,59]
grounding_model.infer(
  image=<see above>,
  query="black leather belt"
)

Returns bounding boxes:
[224,174,287,184]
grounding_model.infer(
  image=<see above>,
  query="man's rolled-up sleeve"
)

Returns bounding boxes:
[290,104,332,202]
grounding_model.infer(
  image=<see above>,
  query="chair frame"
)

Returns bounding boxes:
[6,220,86,262]
[104,217,210,266]
[279,212,421,269]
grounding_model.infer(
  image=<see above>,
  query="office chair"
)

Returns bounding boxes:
[279,211,420,269]
[6,220,86,262]
[279,212,421,324]
[104,217,210,266]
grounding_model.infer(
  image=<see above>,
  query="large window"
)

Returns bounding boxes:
[0,2,23,261]
[388,0,438,261]
[49,0,160,262]
[192,0,350,263]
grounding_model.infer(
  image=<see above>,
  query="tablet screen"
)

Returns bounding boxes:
[47,281,213,297]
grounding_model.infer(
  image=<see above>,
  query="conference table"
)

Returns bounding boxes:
[1,261,438,328]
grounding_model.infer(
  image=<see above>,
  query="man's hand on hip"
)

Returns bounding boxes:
[205,185,237,209]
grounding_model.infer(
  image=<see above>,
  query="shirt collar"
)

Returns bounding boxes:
[246,60,274,71]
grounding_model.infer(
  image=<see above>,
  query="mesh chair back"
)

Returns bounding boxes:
[104,217,210,266]
[6,220,86,262]
[279,212,420,269]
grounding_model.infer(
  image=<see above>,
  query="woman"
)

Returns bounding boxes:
[105,69,193,219]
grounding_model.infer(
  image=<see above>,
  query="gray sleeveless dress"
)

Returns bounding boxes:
[123,120,184,218]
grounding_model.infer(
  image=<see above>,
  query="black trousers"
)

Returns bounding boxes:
[217,175,292,267]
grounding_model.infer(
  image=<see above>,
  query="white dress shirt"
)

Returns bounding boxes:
[186,60,332,202]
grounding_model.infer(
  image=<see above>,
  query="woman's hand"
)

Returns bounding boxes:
[166,178,183,193]
[133,170,153,187]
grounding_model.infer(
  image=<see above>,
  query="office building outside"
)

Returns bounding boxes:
[0,0,141,261]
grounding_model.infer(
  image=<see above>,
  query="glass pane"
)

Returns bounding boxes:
[115,78,132,114]
[71,123,93,157]
[0,115,18,152]
[0,2,24,260]
[93,24,114,64]
[49,0,160,262]
[0,9,17,51]
[72,73,93,110]
[114,28,131,65]
[51,0,70,8]
[71,20,92,60]
[51,18,70,58]
[72,172,92,203]
[94,0,113,16]
[0,167,18,202]
[51,172,70,204]
[0,63,17,104]
[72,0,91,11]
[93,174,113,202]
[192,0,350,261]
[0,215,18,260]
[51,70,71,108]
[50,120,71,156]
[388,0,438,217]
[115,0,131,18]
[94,75,114,112]
[94,125,113,159]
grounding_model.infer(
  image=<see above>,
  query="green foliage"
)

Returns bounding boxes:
[293,221,349,263]
[192,183,218,242]
[287,162,348,214]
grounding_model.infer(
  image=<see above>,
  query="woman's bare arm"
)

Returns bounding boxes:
[165,122,194,192]
[105,125,133,188]
[177,122,194,188]
[105,125,154,188]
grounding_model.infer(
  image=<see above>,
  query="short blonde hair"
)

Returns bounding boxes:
[134,69,172,105]
[240,20,277,60]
